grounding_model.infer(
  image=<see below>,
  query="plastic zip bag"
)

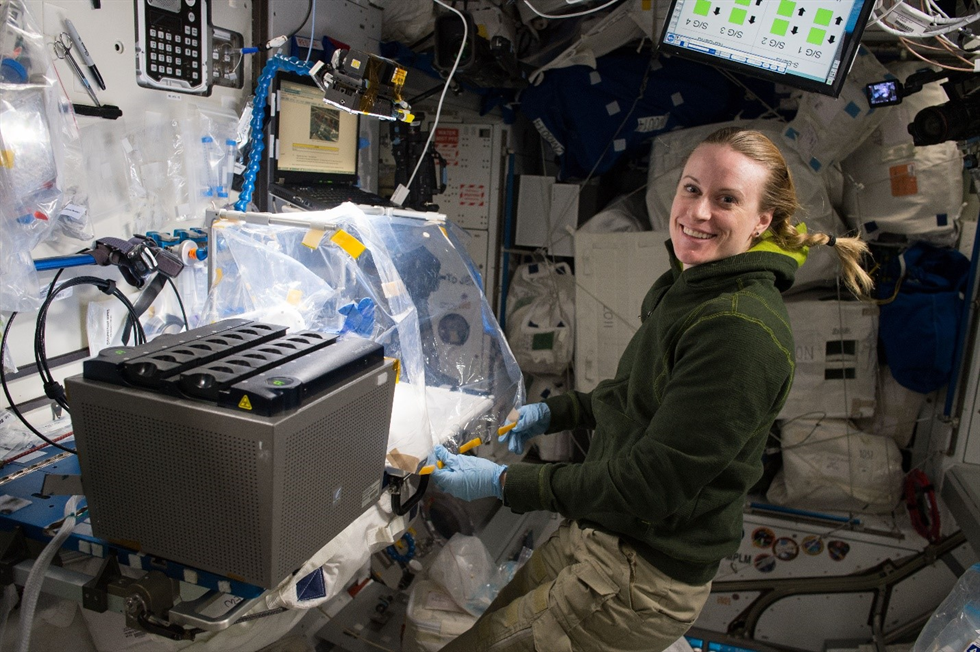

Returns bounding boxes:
[0,0,91,312]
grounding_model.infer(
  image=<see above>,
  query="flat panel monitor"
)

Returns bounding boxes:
[658,0,876,97]
[272,72,359,185]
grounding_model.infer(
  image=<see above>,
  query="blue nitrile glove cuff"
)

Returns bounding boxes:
[499,403,551,455]
[431,445,507,501]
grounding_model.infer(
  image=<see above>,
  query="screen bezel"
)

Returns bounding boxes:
[657,0,877,98]
[269,71,360,186]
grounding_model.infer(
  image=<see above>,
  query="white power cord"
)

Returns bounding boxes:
[523,0,624,20]
[392,0,468,206]
[16,495,82,652]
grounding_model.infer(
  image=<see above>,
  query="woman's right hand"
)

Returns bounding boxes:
[498,403,551,455]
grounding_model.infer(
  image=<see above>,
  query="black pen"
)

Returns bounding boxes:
[65,19,105,90]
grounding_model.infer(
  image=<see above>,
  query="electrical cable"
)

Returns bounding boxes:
[522,0,624,20]
[396,0,468,204]
[1,269,76,454]
[1,273,145,454]
[34,276,146,414]
[167,276,189,331]
[287,0,314,39]
[0,314,76,455]
[305,0,318,63]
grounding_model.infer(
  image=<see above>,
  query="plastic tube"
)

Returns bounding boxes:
[17,495,82,652]
[218,138,236,199]
[234,55,313,211]
[0,584,18,649]
[201,135,217,197]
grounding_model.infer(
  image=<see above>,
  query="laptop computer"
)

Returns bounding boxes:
[269,72,389,210]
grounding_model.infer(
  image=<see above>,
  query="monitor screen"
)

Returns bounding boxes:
[273,74,359,180]
[658,0,876,97]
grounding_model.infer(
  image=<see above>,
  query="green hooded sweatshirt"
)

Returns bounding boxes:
[504,237,804,584]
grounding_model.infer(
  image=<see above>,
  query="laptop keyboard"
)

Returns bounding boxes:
[299,185,390,207]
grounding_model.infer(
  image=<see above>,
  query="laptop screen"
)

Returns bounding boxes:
[271,72,359,186]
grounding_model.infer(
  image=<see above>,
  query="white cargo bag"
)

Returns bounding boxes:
[841,63,964,245]
[767,418,904,514]
[779,294,878,420]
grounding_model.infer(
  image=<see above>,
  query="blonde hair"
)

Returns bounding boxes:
[696,126,874,299]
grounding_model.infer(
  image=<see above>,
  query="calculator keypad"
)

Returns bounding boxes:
[143,0,204,89]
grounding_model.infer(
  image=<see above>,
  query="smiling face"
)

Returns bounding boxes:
[669,143,774,267]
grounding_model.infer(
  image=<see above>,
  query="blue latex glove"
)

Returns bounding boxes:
[431,445,507,501]
[498,403,551,455]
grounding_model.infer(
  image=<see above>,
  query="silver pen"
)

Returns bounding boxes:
[62,43,101,107]
[65,19,105,90]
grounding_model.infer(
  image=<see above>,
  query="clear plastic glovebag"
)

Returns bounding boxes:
[913,563,980,652]
[0,0,91,312]
[202,204,524,473]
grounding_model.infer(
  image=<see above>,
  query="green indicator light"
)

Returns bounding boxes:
[814,8,833,26]
[114,350,127,355]
[272,380,286,386]
[730,8,747,25]
[777,0,796,18]
[808,28,826,45]
[771,19,789,36]
[694,0,711,16]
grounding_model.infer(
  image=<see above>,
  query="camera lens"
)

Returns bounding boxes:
[909,94,980,146]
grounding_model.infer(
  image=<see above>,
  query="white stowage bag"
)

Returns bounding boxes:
[767,418,904,514]
[840,62,964,245]
[645,120,848,293]
[779,293,879,420]
[505,261,575,375]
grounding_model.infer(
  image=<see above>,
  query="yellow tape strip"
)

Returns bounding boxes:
[331,230,366,259]
[0,150,13,168]
[385,357,400,383]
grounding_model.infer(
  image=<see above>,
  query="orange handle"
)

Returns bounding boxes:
[418,460,445,475]
[458,437,482,454]
[497,422,517,437]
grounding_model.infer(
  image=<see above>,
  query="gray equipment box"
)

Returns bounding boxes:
[66,321,396,589]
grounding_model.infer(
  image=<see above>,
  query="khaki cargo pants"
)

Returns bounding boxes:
[440,520,710,652]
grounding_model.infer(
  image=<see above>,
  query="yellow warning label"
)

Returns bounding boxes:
[331,230,366,259]
[238,395,253,410]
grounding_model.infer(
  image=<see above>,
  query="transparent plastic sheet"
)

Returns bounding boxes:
[913,563,980,652]
[426,533,527,616]
[122,107,219,233]
[0,0,91,312]
[198,109,238,207]
[203,205,523,472]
